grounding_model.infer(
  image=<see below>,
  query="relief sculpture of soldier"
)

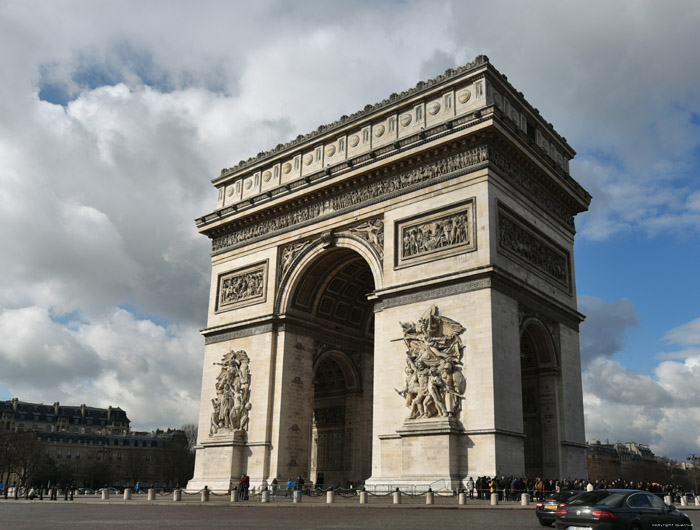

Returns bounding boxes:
[210,349,252,436]
[395,306,466,419]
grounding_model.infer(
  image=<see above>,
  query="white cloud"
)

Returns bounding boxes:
[1,0,700,436]
[583,355,700,459]
[664,317,700,347]
[0,305,202,430]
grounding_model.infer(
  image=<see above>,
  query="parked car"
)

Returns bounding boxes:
[535,490,582,526]
[77,488,95,495]
[555,489,692,530]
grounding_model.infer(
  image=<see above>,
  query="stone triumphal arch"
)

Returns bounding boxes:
[188,55,591,491]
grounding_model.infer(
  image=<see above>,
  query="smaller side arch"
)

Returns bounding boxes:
[520,317,558,370]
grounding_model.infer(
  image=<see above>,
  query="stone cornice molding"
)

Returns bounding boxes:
[212,55,576,187]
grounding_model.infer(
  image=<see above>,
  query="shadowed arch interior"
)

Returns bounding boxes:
[290,248,375,336]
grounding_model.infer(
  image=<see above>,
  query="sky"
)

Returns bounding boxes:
[1,0,699,461]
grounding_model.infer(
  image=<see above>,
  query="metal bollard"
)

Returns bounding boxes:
[521,492,529,506]
[70,488,74,501]
[231,487,238,503]
[201,486,210,502]
[681,496,688,507]
[326,490,335,504]
[458,492,466,505]
[664,495,672,505]
[124,488,132,500]
[426,490,434,505]
[393,489,401,504]
[147,489,156,501]
[359,491,368,504]
[490,492,499,505]
[695,495,700,506]
[261,490,270,503]
[293,490,302,503]
[173,489,182,502]
[102,488,110,500]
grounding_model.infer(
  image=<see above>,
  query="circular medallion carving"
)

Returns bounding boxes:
[325,145,336,157]
[374,125,385,137]
[263,171,272,182]
[282,162,292,174]
[303,154,313,166]
[226,187,233,197]
[428,102,441,115]
[349,135,360,147]
[244,179,252,190]
[400,113,412,127]
[458,89,471,104]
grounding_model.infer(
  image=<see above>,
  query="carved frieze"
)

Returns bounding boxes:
[212,145,488,253]
[395,306,467,419]
[395,199,476,268]
[210,349,252,437]
[216,261,268,312]
[498,207,570,290]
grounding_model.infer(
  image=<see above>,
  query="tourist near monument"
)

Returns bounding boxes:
[187,55,591,492]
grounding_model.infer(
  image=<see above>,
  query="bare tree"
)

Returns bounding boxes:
[181,424,198,454]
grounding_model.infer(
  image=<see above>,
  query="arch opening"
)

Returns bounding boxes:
[283,247,375,487]
[520,320,561,480]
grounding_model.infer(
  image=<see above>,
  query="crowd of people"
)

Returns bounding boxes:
[463,475,695,502]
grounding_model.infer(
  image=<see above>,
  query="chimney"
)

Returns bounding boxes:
[80,404,86,418]
[53,402,60,415]
[107,406,112,421]
[11,397,18,412]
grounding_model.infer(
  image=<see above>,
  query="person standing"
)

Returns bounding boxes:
[239,474,250,500]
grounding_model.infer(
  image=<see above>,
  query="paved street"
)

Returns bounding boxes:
[1,499,699,530]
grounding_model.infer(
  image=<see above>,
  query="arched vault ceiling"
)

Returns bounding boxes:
[291,249,375,333]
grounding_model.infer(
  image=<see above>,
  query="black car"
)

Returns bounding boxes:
[555,489,692,530]
[536,490,583,526]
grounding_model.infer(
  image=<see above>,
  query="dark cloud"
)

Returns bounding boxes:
[579,296,639,368]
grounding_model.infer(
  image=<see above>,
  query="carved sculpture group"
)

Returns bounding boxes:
[220,269,265,306]
[396,306,467,419]
[210,349,252,436]
[402,212,469,259]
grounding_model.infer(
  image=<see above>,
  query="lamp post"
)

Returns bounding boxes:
[687,454,699,493]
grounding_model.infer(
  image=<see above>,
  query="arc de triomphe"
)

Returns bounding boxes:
[188,55,591,491]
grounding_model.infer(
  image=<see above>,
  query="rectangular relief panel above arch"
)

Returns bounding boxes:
[215,260,269,313]
[394,197,477,269]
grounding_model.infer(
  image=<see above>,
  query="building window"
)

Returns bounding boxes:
[66,450,71,459]
[117,453,122,461]
[76,451,80,459]
[57,450,62,458]
[146,455,151,461]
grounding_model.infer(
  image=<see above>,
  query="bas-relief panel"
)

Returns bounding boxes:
[394,199,476,269]
[497,205,571,291]
[215,261,268,312]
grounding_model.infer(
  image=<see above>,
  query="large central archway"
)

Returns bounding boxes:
[284,247,375,487]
